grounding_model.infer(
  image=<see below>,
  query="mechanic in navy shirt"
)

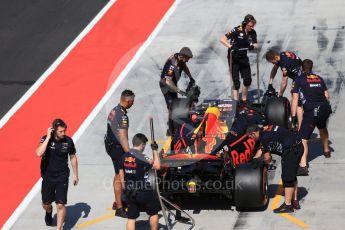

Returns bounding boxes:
[265,49,302,96]
[119,133,161,230]
[291,59,332,175]
[265,49,304,127]
[160,47,194,136]
[104,89,135,217]
[220,14,258,103]
[247,124,303,213]
[36,119,79,229]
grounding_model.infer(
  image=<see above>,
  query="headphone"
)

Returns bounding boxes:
[242,19,249,27]
[52,118,67,133]
[242,15,256,28]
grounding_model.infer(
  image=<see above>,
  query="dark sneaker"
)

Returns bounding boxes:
[324,151,331,158]
[115,207,128,218]
[112,202,117,210]
[273,203,294,213]
[297,166,309,176]
[44,206,53,226]
[292,200,301,209]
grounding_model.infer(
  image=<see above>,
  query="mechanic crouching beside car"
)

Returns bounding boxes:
[246,124,303,213]
[119,133,161,230]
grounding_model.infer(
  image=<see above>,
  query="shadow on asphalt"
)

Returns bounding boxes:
[52,202,91,230]
[308,135,334,162]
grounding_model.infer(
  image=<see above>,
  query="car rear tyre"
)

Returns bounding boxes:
[234,163,268,210]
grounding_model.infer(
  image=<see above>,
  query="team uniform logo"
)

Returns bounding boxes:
[124,156,137,168]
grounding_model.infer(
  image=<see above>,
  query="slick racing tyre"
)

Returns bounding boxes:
[234,163,268,210]
[265,97,290,128]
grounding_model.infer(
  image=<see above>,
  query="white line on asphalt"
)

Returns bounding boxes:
[1,0,182,229]
[1,0,118,229]
[0,0,117,129]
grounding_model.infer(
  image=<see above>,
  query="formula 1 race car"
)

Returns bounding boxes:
[157,83,290,210]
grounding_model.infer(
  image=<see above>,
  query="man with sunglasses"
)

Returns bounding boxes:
[104,89,135,217]
[36,118,79,229]
[246,124,303,213]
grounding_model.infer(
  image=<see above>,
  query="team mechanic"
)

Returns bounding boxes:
[104,89,135,218]
[247,124,303,213]
[265,49,303,127]
[220,14,258,103]
[119,133,161,230]
[36,119,79,229]
[291,59,332,176]
[159,47,195,136]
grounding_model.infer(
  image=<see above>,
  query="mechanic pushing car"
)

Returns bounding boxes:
[159,47,195,136]
[265,49,303,127]
[119,133,161,230]
[247,124,303,213]
[104,89,135,218]
[220,14,258,103]
[36,119,79,229]
[291,59,332,176]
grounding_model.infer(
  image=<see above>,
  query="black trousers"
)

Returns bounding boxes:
[160,82,177,134]
[281,144,304,187]
[228,52,252,90]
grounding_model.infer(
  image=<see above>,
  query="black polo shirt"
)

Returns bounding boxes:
[225,25,257,57]
[292,72,328,111]
[106,104,128,145]
[259,125,299,156]
[40,135,76,182]
[120,149,153,191]
[160,54,187,85]
[276,51,302,80]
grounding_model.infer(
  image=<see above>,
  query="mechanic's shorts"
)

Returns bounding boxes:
[299,105,331,140]
[228,53,251,87]
[106,144,125,174]
[290,80,303,107]
[127,191,161,219]
[281,144,303,187]
[41,179,69,204]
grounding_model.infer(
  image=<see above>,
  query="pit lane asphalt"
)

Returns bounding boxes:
[10,0,345,229]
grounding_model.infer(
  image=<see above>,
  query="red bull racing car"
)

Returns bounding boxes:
[158,84,290,210]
